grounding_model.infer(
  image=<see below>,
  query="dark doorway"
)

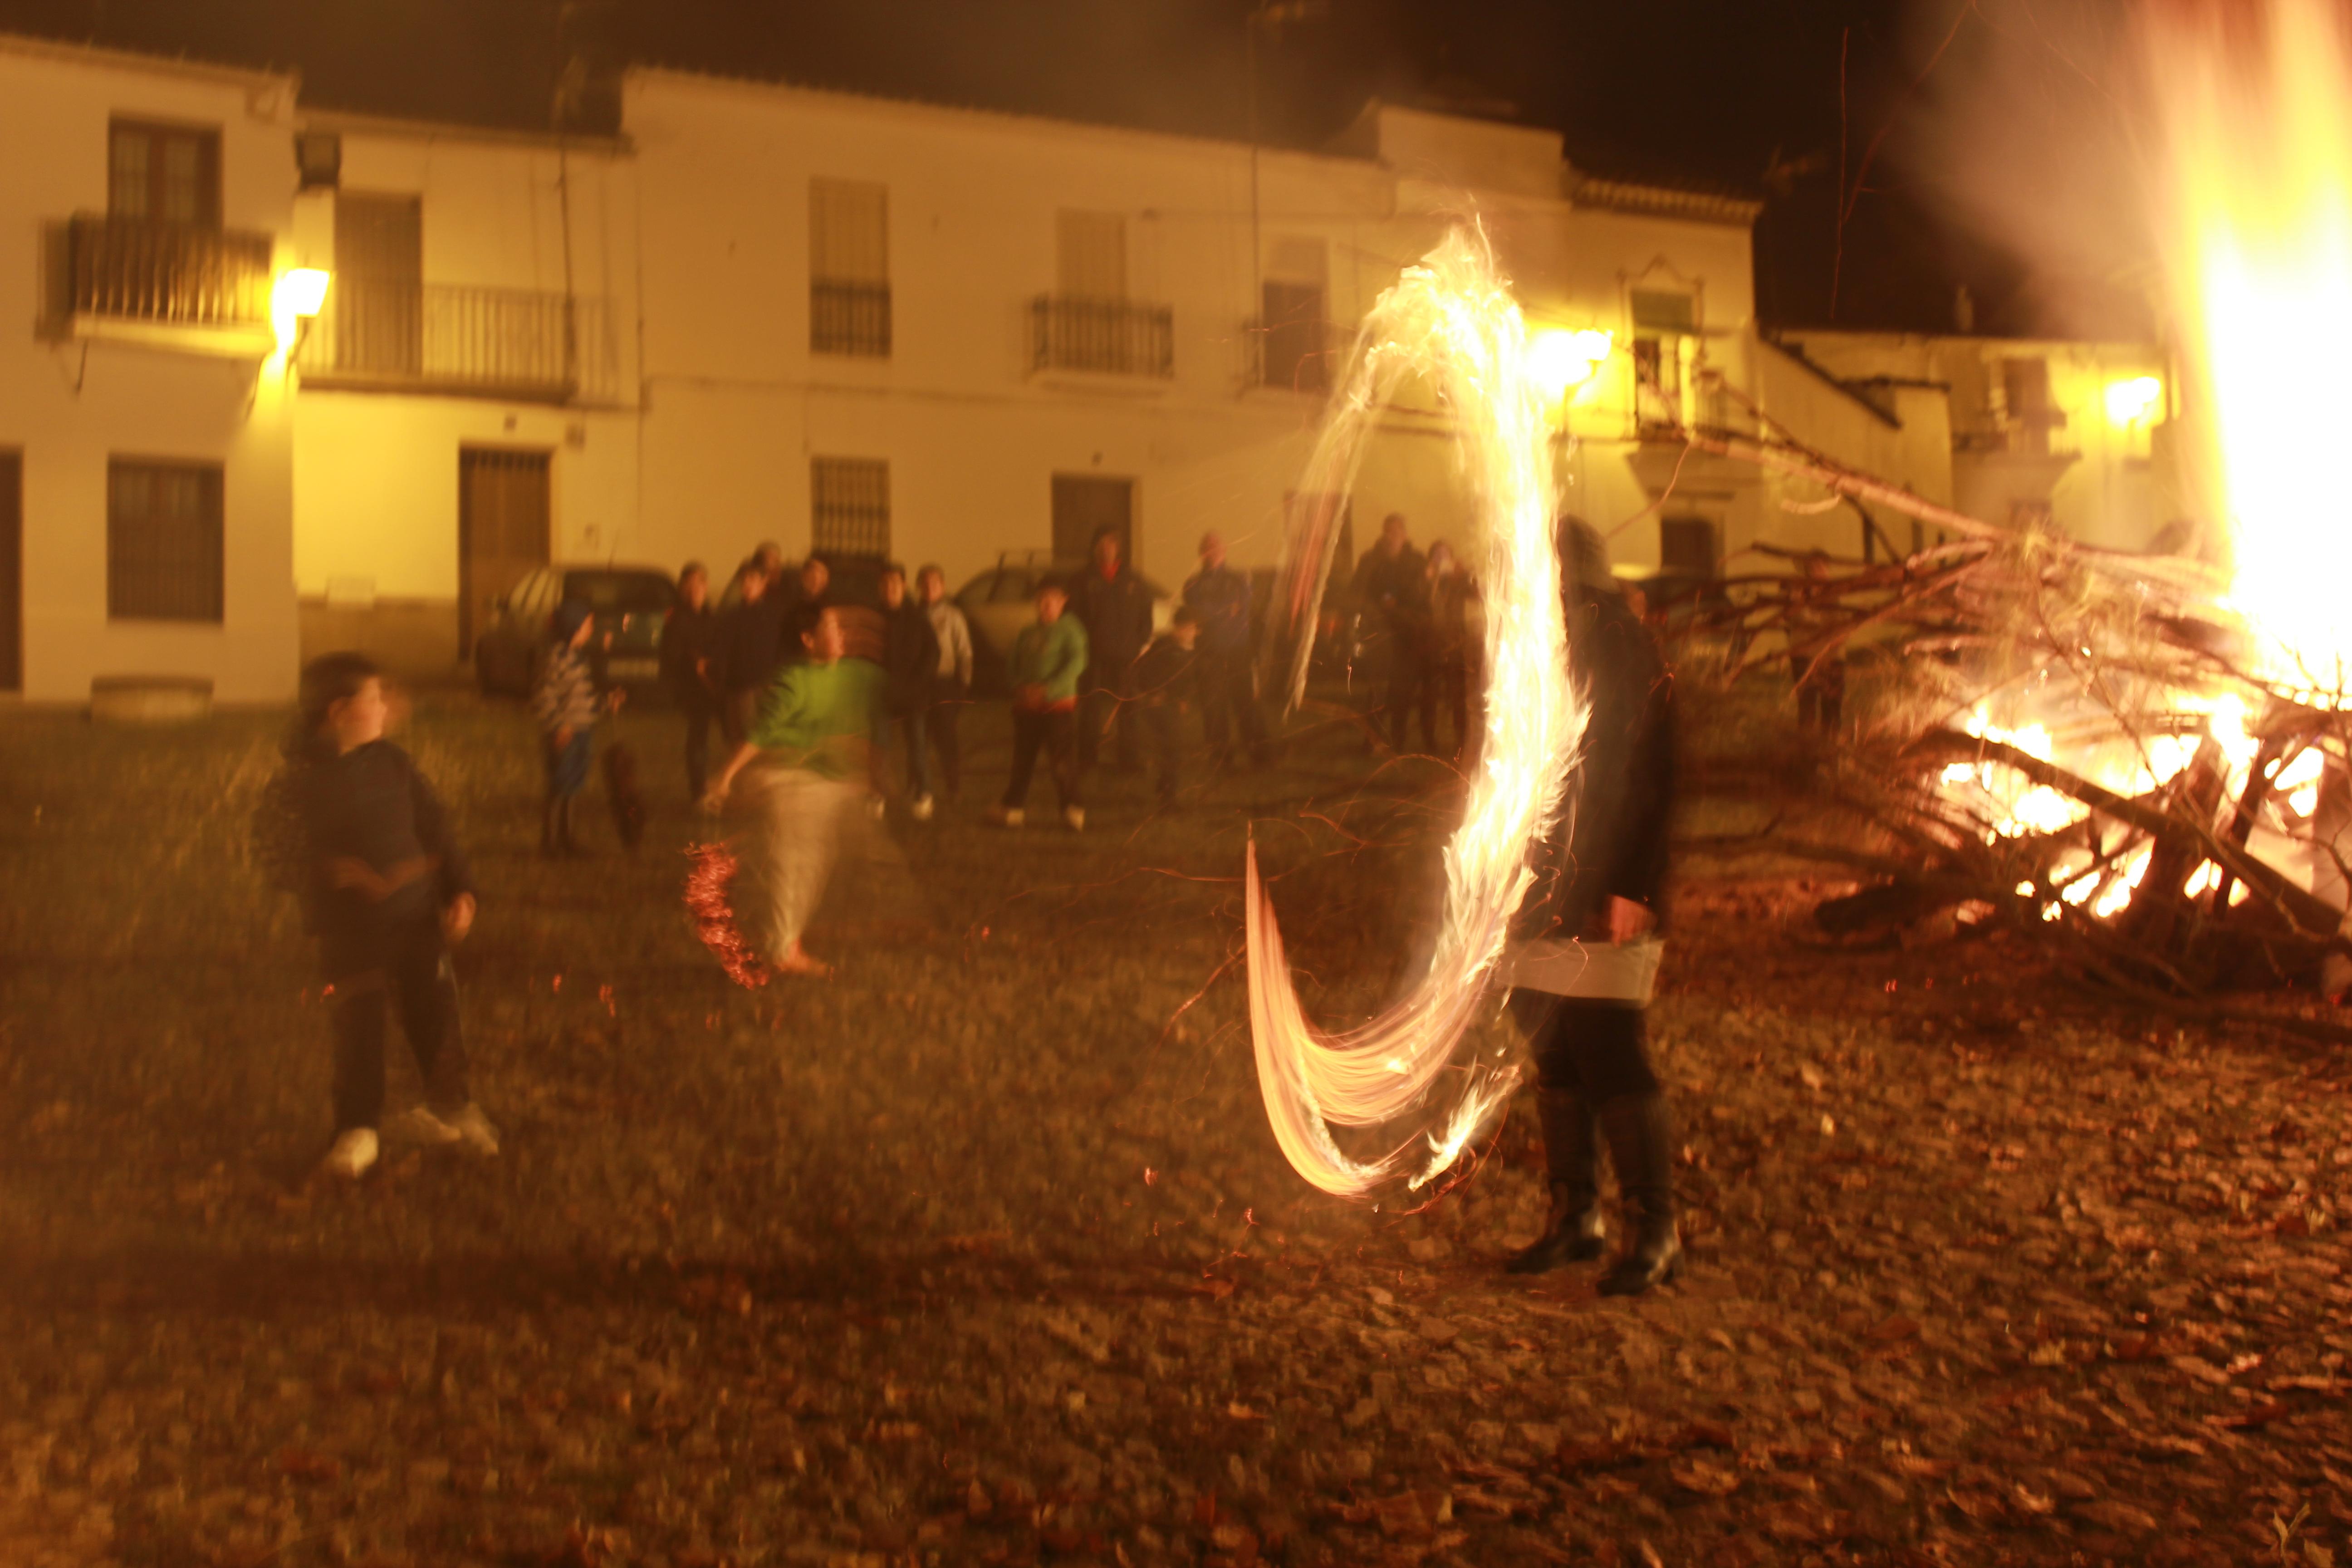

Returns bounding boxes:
[459,449,550,657]
[1051,474,1133,564]
[0,451,18,691]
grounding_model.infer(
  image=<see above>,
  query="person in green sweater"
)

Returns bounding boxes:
[988,583,1090,831]
[701,607,881,976]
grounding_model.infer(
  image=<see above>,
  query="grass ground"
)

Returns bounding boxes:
[5,684,2352,1567]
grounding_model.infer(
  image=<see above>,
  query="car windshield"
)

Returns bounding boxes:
[564,571,674,612]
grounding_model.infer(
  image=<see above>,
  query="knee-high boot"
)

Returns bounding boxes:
[1596,1093,1681,1295]
[1504,1088,1606,1274]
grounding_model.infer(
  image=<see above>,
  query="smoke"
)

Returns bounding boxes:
[1899,0,2166,336]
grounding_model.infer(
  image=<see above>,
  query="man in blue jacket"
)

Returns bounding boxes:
[1067,526,1155,774]
[1181,530,1268,768]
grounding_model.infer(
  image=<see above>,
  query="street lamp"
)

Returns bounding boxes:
[271,267,332,358]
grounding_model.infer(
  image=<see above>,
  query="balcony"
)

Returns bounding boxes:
[1030,295,1173,379]
[1244,314,1340,394]
[300,278,613,402]
[811,279,891,358]
[60,214,274,353]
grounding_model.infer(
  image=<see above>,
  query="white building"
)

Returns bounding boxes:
[0,36,304,702]
[4,31,2169,700]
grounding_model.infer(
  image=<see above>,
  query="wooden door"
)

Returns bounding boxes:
[459,449,550,657]
[0,452,18,691]
[1051,474,1133,565]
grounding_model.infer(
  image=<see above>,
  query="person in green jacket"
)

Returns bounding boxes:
[988,583,1090,831]
[702,607,881,976]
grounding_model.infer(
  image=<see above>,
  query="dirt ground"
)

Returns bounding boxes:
[5,689,2352,1568]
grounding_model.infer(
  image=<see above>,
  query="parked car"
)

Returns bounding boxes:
[955,552,1174,690]
[475,564,677,697]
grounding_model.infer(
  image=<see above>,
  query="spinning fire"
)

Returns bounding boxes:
[1248,0,2352,1197]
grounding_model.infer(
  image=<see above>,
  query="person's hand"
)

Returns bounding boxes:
[1606,896,1654,945]
[700,778,732,814]
[441,892,476,945]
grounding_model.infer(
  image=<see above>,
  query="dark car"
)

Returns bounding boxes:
[475,564,677,697]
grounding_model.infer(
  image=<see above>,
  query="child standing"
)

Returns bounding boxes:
[531,598,609,856]
[917,564,974,801]
[1128,607,1201,808]
[988,583,1090,832]
[702,607,882,977]
[270,654,497,1179]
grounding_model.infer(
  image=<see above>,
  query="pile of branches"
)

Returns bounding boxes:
[1658,430,2352,1023]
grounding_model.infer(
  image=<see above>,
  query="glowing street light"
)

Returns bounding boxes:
[2103,374,2163,426]
[271,267,332,355]
[1528,327,1614,406]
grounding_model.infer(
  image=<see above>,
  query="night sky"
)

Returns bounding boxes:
[0,0,2157,337]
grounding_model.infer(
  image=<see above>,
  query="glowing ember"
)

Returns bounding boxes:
[1247,224,1584,1198]
[685,842,769,990]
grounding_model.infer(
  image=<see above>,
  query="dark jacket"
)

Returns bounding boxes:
[1512,587,1675,941]
[1068,564,1155,674]
[1352,543,1430,646]
[661,602,722,706]
[1181,564,1253,657]
[877,599,941,715]
[290,740,474,950]
[716,596,785,694]
[1129,634,1199,708]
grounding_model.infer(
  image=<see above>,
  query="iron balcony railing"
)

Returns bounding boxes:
[1030,294,1173,378]
[302,278,612,400]
[67,214,273,328]
[811,279,892,357]
[1244,314,1339,394]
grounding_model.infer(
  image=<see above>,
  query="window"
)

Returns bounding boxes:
[810,179,890,357]
[1659,516,1719,581]
[108,459,224,622]
[811,458,890,559]
[1999,357,2062,455]
[1632,288,1696,427]
[1259,280,1327,392]
[333,193,424,376]
[108,121,220,226]
[1057,211,1127,300]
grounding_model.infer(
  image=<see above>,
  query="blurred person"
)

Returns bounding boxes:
[919,564,974,800]
[721,540,785,609]
[786,555,835,652]
[1421,540,1480,761]
[1129,606,1201,808]
[702,607,882,978]
[715,559,783,747]
[661,561,723,801]
[1067,526,1154,774]
[872,563,941,821]
[1181,530,1268,768]
[1499,517,1680,1296]
[1348,512,1429,752]
[989,582,1090,831]
[531,598,621,857]
[1790,550,1846,734]
[262,654,495,1180]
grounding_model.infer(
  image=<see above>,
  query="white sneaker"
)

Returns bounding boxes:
[987,805,1024,828]
[910,794,935,822]
[386,1105,463,1147]
[323,1127,378,1180]
[1063,806,1086,832]
[441,1102,501,1157]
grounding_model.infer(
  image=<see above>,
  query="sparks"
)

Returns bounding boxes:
[1247,223,1585,1199]
[685,841,770,990]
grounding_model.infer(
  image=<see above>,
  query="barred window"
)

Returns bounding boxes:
[810,457,889,560]
[810,179,890,357]
[109,459,224,622]
[109,121,220,227]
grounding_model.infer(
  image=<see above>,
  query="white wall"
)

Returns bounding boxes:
[0,40,300,702]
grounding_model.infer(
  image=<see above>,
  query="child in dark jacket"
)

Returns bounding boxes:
[269,654,497,1179]
[1129,608,1201,806]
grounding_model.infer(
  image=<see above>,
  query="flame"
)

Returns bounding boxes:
[1247,224,1585,1199]
[2148,0,2352,696]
